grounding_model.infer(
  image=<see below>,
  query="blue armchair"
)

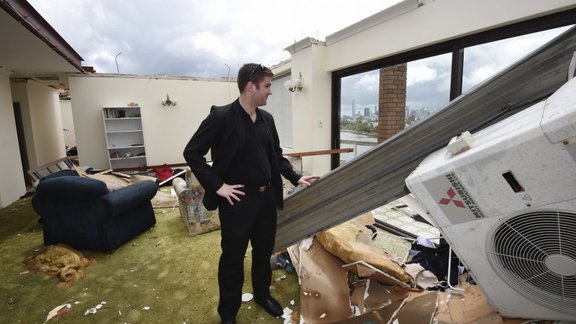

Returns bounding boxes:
[32,170,158,251]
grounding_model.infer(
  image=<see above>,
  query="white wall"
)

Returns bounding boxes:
[26,81,66,166]
[289,42,333,176]
[324,0,576,71]
[60,99,76,149]
[11,80,65,169]
[0,69,26,208]
[69,74,237,169]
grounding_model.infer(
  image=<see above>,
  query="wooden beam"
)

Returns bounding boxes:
[284,148,353,157]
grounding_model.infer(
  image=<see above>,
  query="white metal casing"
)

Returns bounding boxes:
[405,77,576,321]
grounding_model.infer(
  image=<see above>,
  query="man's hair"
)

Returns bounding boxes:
[237,63,273,92]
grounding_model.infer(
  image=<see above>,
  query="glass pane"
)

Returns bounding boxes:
[463,26,572,93]
[340,70,379,164]
[406,53,451,128]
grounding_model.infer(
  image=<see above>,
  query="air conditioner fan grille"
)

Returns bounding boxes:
[487,210,576,315]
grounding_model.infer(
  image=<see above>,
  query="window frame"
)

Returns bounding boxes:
[331,8,576,169]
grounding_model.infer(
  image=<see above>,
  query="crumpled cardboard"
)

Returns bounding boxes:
[315,218,413,285]
[23,244,95,288]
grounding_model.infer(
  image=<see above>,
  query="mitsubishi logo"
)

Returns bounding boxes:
[439,188,465,208]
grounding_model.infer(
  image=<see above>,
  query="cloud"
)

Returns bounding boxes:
[355,73,379,92]
[340,71,380,115]
[29,0,402,77]
[463,25,572,91]
[28,0,572,119]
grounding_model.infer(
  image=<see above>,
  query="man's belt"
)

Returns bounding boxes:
[243,182,271,193]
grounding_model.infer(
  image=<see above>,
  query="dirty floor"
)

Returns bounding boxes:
[0,195,299,323]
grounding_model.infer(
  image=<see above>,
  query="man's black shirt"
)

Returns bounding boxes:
[224,105,272,188]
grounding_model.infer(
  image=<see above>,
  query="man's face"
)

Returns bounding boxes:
[254,76,273,106]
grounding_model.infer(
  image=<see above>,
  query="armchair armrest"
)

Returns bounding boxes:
[101,180,158,216]
[172,177,189,198]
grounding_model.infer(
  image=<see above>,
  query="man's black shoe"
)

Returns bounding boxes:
[255,296,283,317]
[221,319,236,324]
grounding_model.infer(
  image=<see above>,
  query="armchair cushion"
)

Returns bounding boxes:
[32,170,157,251]
[36,176,108,200]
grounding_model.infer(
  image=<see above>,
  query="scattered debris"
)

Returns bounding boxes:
[241,293,253,302]
[23,245,95,288]
[300,238,314,251]
[143,306,151,311]
[296,236,352,322]
[343,260,409,288]
[84,301,106,316]
[44,303,71,323]
[275,274,287,282]
[315,219,413,285]
[271,251,295,273]
[282,307,304,324]
[285,212,529,323]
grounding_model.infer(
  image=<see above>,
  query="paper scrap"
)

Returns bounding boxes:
[84,301,106,315]
[45,304,71,323]
[242,293,253,302]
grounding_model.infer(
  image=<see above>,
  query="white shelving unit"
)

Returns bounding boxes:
[102,106,147,170]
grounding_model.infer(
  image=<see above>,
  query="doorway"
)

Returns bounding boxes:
[13,102,30,186]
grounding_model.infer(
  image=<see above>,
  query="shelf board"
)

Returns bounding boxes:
[110,156,146,161]
[108,145,145,149]
[105,117,142,120]
[106,130,143,133]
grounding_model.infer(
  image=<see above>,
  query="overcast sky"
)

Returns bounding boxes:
[27,1,573,117]
[28,0,402,77]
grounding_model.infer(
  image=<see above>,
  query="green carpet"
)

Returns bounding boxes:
[0,195,299,323]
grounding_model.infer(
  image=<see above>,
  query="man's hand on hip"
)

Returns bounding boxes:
[216,183,245,206]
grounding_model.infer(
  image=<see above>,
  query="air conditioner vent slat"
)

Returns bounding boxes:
[488,210,576,315]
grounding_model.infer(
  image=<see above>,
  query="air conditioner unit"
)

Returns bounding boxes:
[405,76,576,321]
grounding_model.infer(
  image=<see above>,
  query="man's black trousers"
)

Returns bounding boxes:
[216,189,277,320]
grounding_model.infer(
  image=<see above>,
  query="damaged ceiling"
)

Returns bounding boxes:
[0,0,84,91]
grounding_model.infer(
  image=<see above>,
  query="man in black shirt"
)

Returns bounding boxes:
[183,63,318,324]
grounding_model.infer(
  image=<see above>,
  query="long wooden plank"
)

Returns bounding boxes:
[275,26,576,250]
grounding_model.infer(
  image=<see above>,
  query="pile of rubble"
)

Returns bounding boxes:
[283,213,524,323]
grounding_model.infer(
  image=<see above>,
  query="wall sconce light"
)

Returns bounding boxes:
[162,94,177,107]
[284,72,303,92]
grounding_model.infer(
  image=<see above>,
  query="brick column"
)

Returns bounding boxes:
[377,64,407,143]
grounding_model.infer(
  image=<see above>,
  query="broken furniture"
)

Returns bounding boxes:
[27,156,78,187]
[31,169,158,251]
[172,169,220,236]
